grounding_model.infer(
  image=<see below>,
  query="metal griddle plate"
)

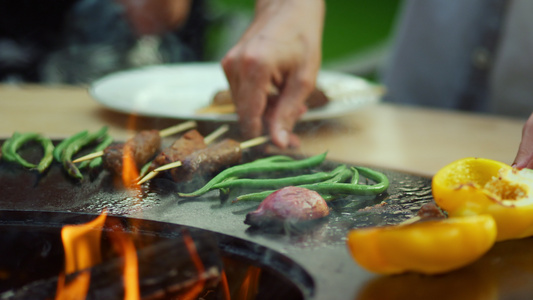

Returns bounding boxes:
[1,141,533,300]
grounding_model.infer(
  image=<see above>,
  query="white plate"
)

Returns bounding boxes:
[89,62,382,122]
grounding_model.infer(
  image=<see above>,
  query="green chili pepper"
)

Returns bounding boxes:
[178,152,328,198]
[1,132,55,173]
[138,160,153,179]
[1,134,17,162]
[53,130,89,162]
[34,135,54,173]
[3,132,40,168]
[212,164,347,190]
[62,126,108,179]
[79,134,113,170]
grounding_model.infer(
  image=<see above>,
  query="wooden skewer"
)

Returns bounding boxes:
[72,121,197,163]
[137,135,270,185]
[398,216,421,226]
[158,121,197,138]
[137,125,230,185]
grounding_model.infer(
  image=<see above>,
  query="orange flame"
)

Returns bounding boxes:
[122,142,140,191]
[55,212,107,300]
[121,113,142,192]
[220,271,231,300]
[108,219,140,300]
[236,266,261,300]
[179,231,206,300]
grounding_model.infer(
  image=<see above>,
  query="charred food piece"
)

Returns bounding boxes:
[245,186,330,227]
[304,88,329,109]
[171,138,242,182]
[148,129,207,173]
[103,130,161,176]
[416,202,446,220]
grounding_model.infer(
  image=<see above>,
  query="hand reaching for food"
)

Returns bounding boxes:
[221,0,325,149]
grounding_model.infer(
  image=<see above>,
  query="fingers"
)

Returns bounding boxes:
[513,113,533,168]
[265,76,312,148]
[221,48,272,140]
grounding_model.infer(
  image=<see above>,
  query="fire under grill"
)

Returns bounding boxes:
[2,139,533,299]
[0,211,310,299]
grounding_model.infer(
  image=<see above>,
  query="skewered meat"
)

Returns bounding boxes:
[103,130,161,175]
[170,138,242,182]
[244,186,330,228]
[147,129,206,174]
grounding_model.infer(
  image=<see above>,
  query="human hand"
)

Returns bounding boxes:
[221,0,325,148]
[513,113,533,168]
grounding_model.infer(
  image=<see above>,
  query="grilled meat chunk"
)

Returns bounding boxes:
[148,129,206,173]
[103,130,161,175]
[171,138,242,182]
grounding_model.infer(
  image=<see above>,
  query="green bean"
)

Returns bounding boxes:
[212,164,347,190]
[245,155,296,164]
[299,167,389,196]
[178,152,327,197]
[322,166,353,183]
[235,166,389,202]
[53,130,89,162]
[62,126,108,179]
[351,167,360,184]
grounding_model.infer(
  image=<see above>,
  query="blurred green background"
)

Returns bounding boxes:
[206,0,402,73]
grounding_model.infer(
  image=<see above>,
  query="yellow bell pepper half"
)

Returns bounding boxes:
[346,214,497,275]
[432,157,533,241]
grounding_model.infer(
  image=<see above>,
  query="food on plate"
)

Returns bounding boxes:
[103,129,161,176]
[1,131,54,173]
[244,186,330,227]
[197,87,330,114]
[346,214,497,275]
[432,157,533,241]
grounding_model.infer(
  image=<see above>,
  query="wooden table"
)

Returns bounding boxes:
[0,83,526,177]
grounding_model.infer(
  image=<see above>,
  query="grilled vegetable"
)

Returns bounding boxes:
[432,157,533,241]
[244,186,330,227]
[178,153,328,198]
[347,214,497,275]
[235,166,388,202]
[61,127,109,179]
[1,132,54,173]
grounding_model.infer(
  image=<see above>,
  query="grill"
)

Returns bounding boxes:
[1,140,532,299]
